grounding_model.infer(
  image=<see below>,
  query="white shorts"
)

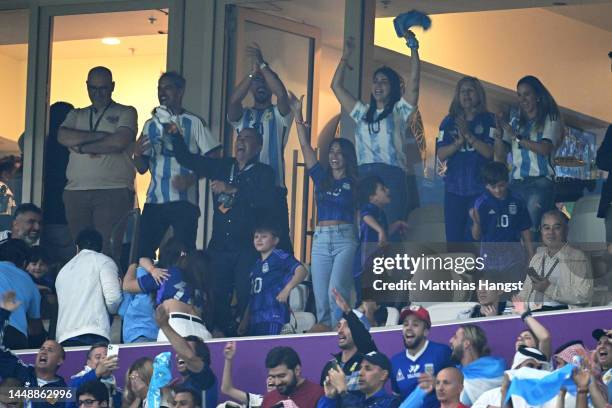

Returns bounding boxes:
[157,312,212,341]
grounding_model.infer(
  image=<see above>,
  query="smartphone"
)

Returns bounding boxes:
[424,363,434,376]
[526,267,542,282]
[107,344,119,358]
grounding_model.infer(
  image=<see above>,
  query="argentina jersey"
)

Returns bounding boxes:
[503,115,562,180]
[436,112,495,196]
[230,106,293,188]
[143,112,220,206]
[249,249,300,325]
[350,98,415,171]
[391,341,452,408]
[475,191,531,269]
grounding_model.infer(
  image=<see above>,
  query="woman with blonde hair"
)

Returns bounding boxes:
[123,357,153,408]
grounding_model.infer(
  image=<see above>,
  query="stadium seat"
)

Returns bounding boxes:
[568,195,606,253]
[385,307,400,326]
[289,283,309,312]
[283,311,316,334]
[426,302,479,324]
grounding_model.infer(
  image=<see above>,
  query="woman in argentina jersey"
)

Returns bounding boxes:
[494,76,563,238]
[436,77,495,244]
[331,30,421,230]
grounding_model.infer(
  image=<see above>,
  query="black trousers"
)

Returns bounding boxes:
[138,201,200,259]
[208,248,258,335]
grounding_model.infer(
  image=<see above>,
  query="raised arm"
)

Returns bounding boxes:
[220,341,250,404]
[122,263,144,293]
[512,297,551,359]
[155,305,204,373]
[248,43,290,116]
[228,74,252,123]
[403,30,421,108]
[331,36,359,113]
[493,112,510,162]
[289,91,317,169]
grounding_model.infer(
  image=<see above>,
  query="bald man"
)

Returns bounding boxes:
[58,66,137,258]
[435,368,467,408]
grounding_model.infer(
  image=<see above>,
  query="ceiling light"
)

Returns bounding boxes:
[101,37,120,45]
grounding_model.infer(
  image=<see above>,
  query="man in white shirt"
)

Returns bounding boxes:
[55,228,121,346]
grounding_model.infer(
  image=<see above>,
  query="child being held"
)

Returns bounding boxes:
[238,223,307,336]
[470,162,534,286]
[25,246,57,316]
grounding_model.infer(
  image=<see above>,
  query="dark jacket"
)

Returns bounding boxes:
[596,125,612,218]
[0,308,68,408]
[171,134,277,251]
[317,389,399,408]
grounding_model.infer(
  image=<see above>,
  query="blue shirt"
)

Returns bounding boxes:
[309,162,354,223]
[250,249,301,325]
[138,266,202,308]
[119,266,158,342]
[354,203,388,278]
[391,341,453,408]
[436,112,495,196]
[0,261,41,336]
[474,190,531,269]
[181,366,218,408]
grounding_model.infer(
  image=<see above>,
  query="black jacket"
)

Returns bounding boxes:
[596,125,612,218]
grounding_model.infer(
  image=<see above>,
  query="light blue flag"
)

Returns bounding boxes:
[147,351,173,408]
[504,364,575,406]
[398,385,427,408]
[461,356,506,405]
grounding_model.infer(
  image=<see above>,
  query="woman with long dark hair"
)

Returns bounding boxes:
[122,238,212,340]
[289,91,358,329]
[494,75,563,236]
[437,76,495,243]
[331,31,421,228]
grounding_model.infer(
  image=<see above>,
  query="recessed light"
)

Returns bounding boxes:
[101,37,120,45]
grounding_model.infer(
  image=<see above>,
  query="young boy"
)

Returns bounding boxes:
[354,176,409,304]
[25,246,57,319]
[470,162,534,286]
[239,223,307,336]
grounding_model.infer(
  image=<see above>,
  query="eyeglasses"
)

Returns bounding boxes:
[129,373,143,383]
[78,399,99,406]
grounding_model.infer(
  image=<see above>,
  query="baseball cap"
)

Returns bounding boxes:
[512,346,547,369]
[592,329,610,341]
[399,305,431,328]
[362,351,392,373]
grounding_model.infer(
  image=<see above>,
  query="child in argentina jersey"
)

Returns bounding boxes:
[244,226,307,336]
[471,163,533,284]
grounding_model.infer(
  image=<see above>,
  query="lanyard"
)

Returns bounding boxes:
[540,253,559,280]
[89,101,113,133]
[229,162,254,184]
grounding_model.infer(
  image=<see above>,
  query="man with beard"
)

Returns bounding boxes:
[448,324,505,406]
[228,43,292,252]
[592,329,612,404]
[0,290,67,408]
[390,306,452,408]
[319,289,377,393]
[262,346,323,408]
[155,305,218,408]
[320,351,398,408]
[0,203,43,246]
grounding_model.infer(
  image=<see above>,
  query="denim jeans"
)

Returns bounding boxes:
[510,176,555,236]
[359,164,412,227]
[311,224,357,327]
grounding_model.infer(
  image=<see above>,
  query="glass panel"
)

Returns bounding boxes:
[0,9,29,226]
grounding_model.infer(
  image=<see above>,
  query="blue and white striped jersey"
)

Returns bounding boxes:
[143,111,220,206]
[229,105,293,188]
[350,98,415,171]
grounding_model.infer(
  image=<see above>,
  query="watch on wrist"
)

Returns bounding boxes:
[260,61,268,70]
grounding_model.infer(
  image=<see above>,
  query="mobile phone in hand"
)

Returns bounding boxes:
[107,344,119,358]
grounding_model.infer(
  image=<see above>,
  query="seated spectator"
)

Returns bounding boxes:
[0,292,67,408]
[172,387,202,408]
[517,210,594,309]
[76,380,110,408]
[155,305,218,408]
[0,203,42,246]
[457,283,511,319]
[221,341,274,408]
[0,240,43,349]
[391,306,452,408]
[0,377,24,408]
[471,346,548,408]
[122,357,153,408]
[355,301,389,328]
[238,223,307,336]
[55,228,122,346]
[512,298,552,359]
[25,246,57,320]
[320,351,398,408]
[123,241,212,340]
[592,329,611,404]
[118,264,158,343]
[469,162,534,284]
[68,343,121,408]
[319,289,377,394]
[262,346,323,408]
[449,324,505,405]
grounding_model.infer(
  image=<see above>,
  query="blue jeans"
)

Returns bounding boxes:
[359,164,412,227]
[510,177,555,237]
[311,224,357,327]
